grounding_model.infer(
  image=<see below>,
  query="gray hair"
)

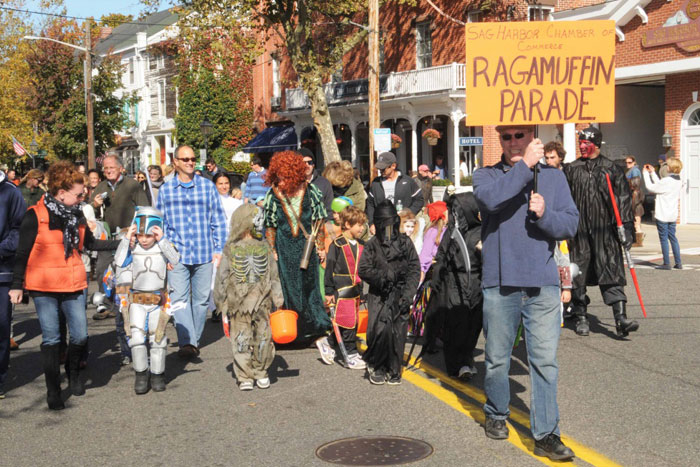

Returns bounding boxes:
[102,154,123,167]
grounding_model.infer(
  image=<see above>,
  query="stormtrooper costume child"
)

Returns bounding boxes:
[115,207,179,394]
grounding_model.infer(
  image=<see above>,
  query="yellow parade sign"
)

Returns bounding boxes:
[465,20,616,126]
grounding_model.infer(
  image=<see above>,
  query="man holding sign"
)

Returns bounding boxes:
[473,125,578,461]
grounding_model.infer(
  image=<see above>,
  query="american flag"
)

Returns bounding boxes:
[11,136,26,156]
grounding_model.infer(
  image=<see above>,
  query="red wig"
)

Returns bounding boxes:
[265,150,308,197]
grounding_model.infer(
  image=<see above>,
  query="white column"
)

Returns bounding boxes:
[563,123,576,163]
[350,120,357,166]
[450,110,464,188]
[409,116,418,172]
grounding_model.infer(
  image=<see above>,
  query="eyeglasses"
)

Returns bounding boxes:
[177,157,197,163]
[304,160,314,166]
[34,177,44,182]
[67,191,85,199]
[500,132,526,141]
[626,161,634,165]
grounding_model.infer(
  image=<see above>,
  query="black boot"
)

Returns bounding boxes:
[151,373,166,392]
[612,302,639,337]
[134,370,150,395]
[40,344,64,410]
[573,304,589,336]
[66,343,86,396]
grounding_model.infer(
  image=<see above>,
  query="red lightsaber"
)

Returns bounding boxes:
[605,173,647,318]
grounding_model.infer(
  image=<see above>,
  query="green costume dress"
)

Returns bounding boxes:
[264,184,330,341]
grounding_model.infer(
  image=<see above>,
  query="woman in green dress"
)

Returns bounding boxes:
[263,151,330,342]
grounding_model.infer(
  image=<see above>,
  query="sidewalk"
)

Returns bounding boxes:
[630,222,700,266]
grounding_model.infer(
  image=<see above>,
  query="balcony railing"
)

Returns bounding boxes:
[284,63,465,111]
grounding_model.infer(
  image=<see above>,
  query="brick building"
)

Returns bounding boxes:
[254,0,700,221]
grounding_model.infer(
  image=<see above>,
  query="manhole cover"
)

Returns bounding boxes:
[316,436,433,465]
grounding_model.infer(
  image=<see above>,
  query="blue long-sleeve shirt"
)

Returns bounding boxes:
[243,168,269,203]
[473,159,579,289]
[157,174,227,265]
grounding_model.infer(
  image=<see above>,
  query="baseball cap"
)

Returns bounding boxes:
[376,152,397,170]
[418,164,430,172]
[495,125,536,133]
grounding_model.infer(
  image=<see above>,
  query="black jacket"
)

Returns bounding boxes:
[0,177,26,284]
[563,155,633,286]
[366,174,424,226]
[311,172,333,221]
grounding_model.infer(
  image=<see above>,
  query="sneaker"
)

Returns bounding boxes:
[534,434,575,461]
[239,381,254,391]
[483,417,509,440]
[674,264,683,270]
[575,316,590,336]
[458,364,477,380]
[315,337,335,365]
[120,355,132,366]
[655,264,672,270]
[369,369,386,385]
[347,355,366,370]
[93,306,110,320]
[387,374,402,385]
[256,377,270,389]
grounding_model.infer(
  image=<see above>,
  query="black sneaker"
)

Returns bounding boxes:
[483,417,509,440]
[534,434,575,461]
[369,369,386,385]
[387,374,402,385]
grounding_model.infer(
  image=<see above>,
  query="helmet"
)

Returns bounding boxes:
[133,206,163,235]
[331,196,353,213]
[578,125,602,148]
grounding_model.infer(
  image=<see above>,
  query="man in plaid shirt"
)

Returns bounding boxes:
[157,145,227,359]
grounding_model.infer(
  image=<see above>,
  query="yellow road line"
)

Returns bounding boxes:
[357,335,621,466]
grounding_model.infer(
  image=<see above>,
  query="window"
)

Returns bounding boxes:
[690,109,700,126]
[129,58,134,84]
[529,6,553,21]
[157,54,165,69]
[157,79,166,118]
[467,10,483,23]
[416,21,432,69]
[272,55,281,98]
[132,102,139,127]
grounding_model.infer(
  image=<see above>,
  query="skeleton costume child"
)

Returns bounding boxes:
[114,207,179,394]
[214,204,283,390]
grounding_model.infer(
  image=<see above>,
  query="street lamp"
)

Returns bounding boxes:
[662,130,673,148]
[29,138,38,168]
[23,21,96,169]
[200,116,214,158]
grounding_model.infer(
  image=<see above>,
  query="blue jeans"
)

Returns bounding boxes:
[168,262,213,348]
[32,292,88,346]
[656,221,681,266]
[482,286,562,440]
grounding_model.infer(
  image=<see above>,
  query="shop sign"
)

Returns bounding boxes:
[464,20,616,126]
[642,0,700,53]
[459,137,483,146]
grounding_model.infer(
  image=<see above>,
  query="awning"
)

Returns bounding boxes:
[243,126,297,153]
[117,138,139,150]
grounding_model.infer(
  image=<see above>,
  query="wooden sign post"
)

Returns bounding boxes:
[465,20,616,126]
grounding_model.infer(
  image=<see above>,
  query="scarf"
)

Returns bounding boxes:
[44,192,83,259]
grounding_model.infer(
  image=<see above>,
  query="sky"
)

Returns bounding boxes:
[25,0,147,23]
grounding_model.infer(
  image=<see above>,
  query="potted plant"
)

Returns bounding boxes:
[422,128,441,146]
[391,133,402,149]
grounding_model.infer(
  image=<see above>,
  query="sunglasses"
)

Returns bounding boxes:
[626,161,634,164]
[304,160,314,166]
[500,132,526,141]
[177,157,197,163]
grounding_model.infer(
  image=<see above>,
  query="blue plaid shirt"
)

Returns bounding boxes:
[157,174,227,265]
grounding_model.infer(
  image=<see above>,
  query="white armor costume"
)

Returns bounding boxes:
[114,207,179,393]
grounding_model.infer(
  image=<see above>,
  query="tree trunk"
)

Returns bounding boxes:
[307,84,341,165]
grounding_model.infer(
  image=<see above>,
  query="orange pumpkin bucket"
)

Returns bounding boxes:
[270,309,298,344]
[357,308,368,334]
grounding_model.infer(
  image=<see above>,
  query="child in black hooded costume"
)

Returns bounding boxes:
[428,192,483,380]
[359,200,420,385]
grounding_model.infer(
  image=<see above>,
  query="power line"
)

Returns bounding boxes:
[0,5,180,28]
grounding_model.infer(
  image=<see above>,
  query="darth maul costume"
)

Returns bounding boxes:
[563,125,639,338]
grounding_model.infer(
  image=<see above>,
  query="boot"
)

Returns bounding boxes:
[632,232,644,247]
[66,343,86,396]
[573,304,589,336]
[134,370,150,395]
[40,344,64,410]
[151,373,166,392]
[612,302,639,337]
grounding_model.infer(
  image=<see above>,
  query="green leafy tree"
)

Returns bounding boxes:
[26,18,133,161]
[142,0,368,165]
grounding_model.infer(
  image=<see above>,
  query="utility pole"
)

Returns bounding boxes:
[368,0,379,183]
[85,19,96,169]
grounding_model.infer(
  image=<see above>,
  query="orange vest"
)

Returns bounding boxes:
[24,199,87,293]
